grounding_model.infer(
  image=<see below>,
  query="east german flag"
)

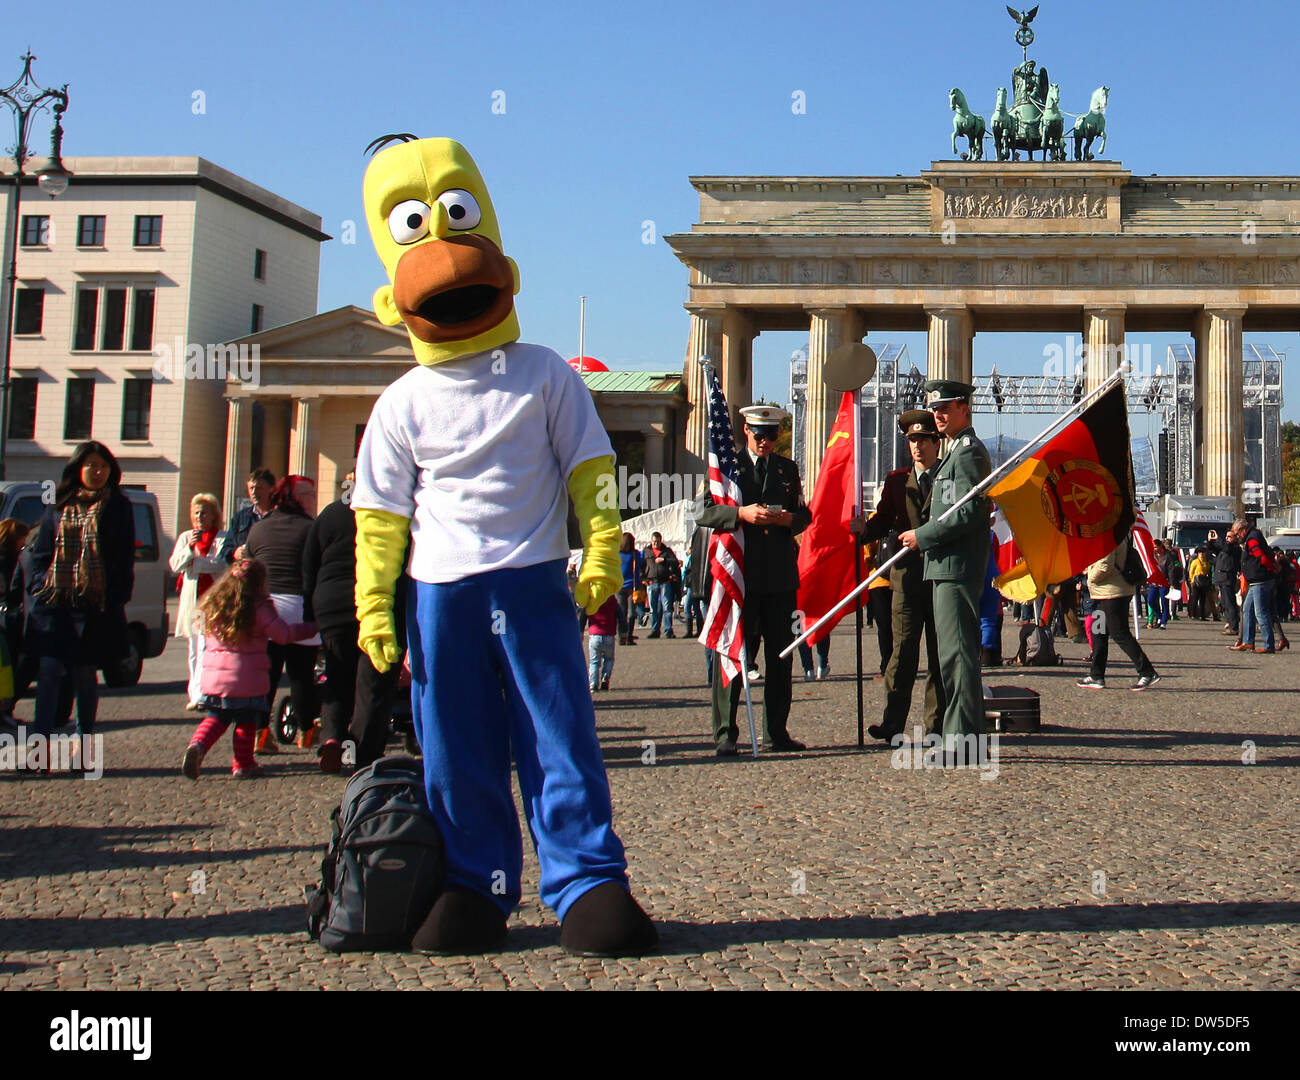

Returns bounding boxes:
[990,382,1136,600]
[796,392,868,644]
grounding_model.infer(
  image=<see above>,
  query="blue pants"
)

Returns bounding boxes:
[1241,580,1275,651]
[649,582,674,635]
[587,634,614,689]
[407,561,628,920]
[34,657,98,736]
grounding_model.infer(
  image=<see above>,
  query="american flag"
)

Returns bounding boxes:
[1132,511,1168,587]
[698,366,745,684]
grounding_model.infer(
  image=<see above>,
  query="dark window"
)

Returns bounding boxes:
[64,378,95,440]
[134,215,163,246]
[101,287,128,351]
[130,287,155,351]
[251,304,264,333]
[21,216,50,246]
[354,423,367,459]
[7,379,37,440]
[74,288,99,350]
[15,288,44,335]
[131,500,159,561]
[77,215,106,246]
[254,248,267,280]
[121,378,152,440]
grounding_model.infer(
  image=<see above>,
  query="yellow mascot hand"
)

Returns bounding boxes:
[569,455,622,615]
[355,507,411,673]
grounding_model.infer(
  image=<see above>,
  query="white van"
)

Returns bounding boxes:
[0,481,168,686]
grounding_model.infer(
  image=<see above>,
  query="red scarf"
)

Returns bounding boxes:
[177,529,219,597]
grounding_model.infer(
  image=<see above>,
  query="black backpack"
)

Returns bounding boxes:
[1017,623,1061,667]
[1120,538,1147,587]
[307,756,445,952]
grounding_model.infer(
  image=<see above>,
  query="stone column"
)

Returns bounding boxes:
[643,427,666,478]
[805,306,865,491]
[683,303,724,471]
[722,307,756,437]
[1083,306,1126,394]
[925,306,973,385]
[1195,307,1246,505]
[222,395,252,523]
[289,396,322,480]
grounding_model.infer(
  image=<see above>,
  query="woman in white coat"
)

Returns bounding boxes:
[169,493,227,708]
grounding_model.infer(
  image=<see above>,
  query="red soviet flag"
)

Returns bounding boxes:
[796,392,868,645]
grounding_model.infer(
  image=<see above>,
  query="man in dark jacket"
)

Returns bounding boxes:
[303,473,407,773]
[1210,527,1241,636]
[223,467,275,561]
[852,410,946,742]
[641,532,680,638]
[694,404,811,755]
[1229,517,1278,653]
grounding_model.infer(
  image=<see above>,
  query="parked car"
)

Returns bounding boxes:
[0,481,168,689]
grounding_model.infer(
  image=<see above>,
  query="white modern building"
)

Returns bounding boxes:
[0,156,327,540]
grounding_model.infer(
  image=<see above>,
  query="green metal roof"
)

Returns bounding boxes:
[580,370,683,394]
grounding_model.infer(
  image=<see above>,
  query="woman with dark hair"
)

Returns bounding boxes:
[26,441,135,739]
[617,532,641,646]
[246,473,320,751]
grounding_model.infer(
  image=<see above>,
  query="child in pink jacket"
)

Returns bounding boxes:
[182,558,317,779]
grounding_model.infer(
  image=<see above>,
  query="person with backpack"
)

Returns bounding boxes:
[1228,517,1283,654]
[181,558,318,779]
[1076,534,1160,691]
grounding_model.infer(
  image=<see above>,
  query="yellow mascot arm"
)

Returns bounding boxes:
[569,454,621,616]
[355,507,411,674]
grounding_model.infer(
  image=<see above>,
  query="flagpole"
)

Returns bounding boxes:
[782,365,1131,658]
[852,387,864,749]
[739,642,759,758]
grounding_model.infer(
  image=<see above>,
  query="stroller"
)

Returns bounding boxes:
[274,651,418,757]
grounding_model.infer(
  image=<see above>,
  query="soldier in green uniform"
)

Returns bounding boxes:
[851,409,946,742]
[898,380,992,756]
[694,404,812,757]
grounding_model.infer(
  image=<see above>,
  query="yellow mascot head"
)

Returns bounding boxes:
[363,135,521,365]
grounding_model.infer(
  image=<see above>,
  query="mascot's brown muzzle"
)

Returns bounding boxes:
[392,234,515,343]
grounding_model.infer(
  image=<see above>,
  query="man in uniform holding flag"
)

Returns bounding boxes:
[899,380,992,751]
[852,409,947,743]
[696,404,811,756]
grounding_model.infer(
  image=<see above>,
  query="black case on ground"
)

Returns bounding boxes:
[982,685,1041,732]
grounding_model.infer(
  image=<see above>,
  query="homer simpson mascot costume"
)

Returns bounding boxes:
[351,135,657,957]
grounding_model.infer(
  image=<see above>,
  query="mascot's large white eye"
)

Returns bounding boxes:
[437,189,482,231]
[388,199,432,244]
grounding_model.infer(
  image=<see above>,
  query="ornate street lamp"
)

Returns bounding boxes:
[1,52,71,480]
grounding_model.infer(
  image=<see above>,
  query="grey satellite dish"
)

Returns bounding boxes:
[823,343,878,391]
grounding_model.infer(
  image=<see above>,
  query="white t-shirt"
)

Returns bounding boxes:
[352,341,613,584]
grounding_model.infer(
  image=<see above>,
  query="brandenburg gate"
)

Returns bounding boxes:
[668,160,1300,498]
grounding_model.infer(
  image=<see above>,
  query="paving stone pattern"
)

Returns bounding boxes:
[1,620,1297,990]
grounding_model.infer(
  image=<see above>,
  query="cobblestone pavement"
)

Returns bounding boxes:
[2,617,1298,990]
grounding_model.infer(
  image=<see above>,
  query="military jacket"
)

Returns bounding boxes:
[911,425,992,583]
[693,449,811,595]
[860,466,935,594]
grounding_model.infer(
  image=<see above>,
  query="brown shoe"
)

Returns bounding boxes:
[1227,642,1253,651]
[1254,647,1275,654]
[253,728,279,754]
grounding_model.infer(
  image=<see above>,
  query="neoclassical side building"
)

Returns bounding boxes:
[667,160,1300,498]
[218,306,685,518]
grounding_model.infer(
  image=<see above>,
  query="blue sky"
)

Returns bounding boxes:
[7,0,1300,430]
